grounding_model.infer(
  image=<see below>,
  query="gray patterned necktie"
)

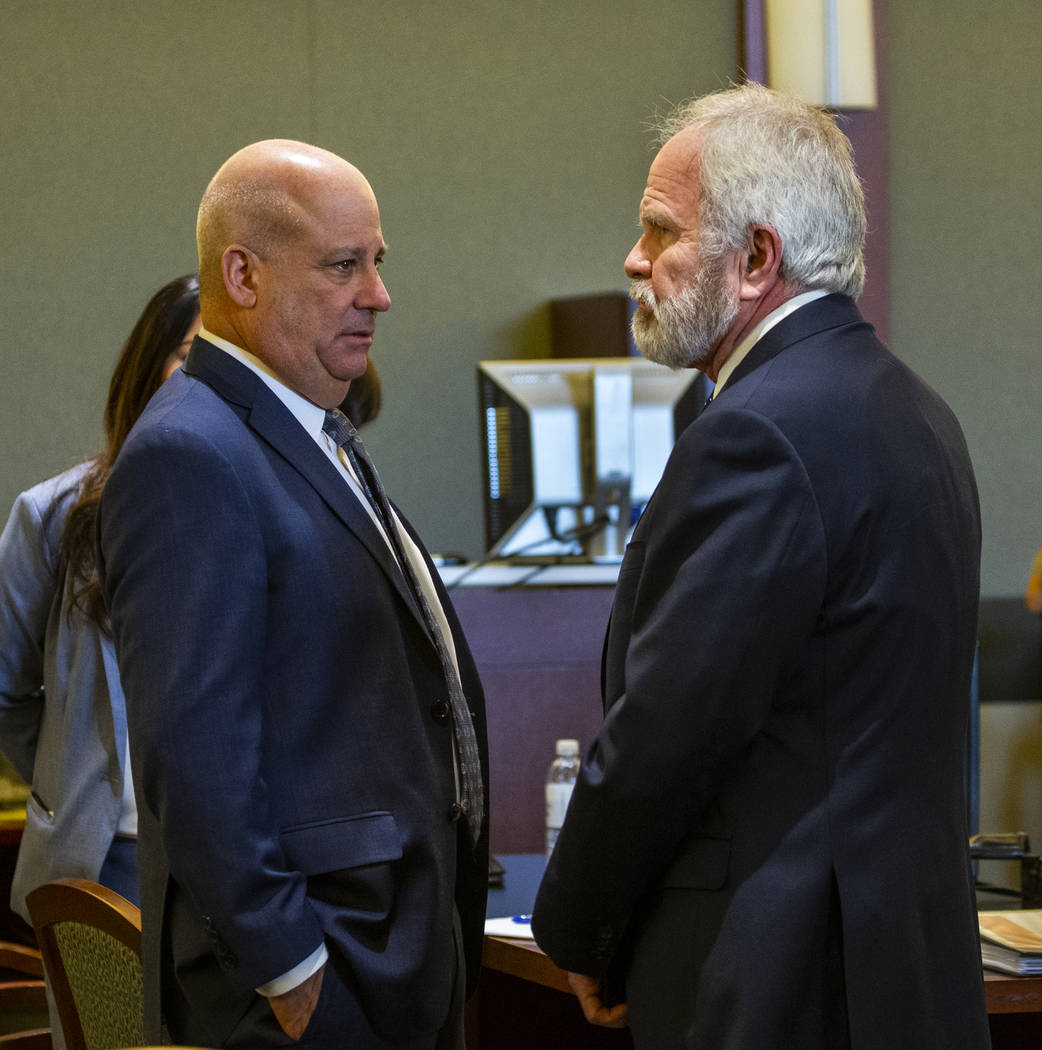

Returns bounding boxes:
[322,408,484,843]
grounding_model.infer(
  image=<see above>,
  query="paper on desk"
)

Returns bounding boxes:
[978,909,1042,975]
[979,909,1042,952]
[484,916,534,939]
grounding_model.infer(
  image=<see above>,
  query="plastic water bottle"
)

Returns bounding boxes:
[545,738,581,855]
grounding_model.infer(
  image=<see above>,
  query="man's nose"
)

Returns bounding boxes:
[361,271,391,312]
[625,240,651,279]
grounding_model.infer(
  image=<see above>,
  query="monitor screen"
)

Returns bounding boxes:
[478,357,706,561]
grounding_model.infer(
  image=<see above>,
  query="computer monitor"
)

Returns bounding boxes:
[477,357,707,561]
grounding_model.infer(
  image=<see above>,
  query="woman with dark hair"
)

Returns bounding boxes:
[0,274,200,931]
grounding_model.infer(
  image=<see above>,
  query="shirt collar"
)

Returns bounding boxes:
[198,327,327,443]
[712,289,829,397]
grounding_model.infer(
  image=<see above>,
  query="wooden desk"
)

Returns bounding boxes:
[451,587,615,855]
[482,936,571,995]
[984,971,1042,1044]
[470,935,1042,1049]
[985,970,1042,1013]
[467,936,632,1050]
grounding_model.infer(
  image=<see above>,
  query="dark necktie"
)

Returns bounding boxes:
[322,409,484,843]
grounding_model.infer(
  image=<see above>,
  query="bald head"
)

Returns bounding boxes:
[193,138,390,408]
[196,139,372,311]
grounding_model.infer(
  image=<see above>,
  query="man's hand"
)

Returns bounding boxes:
[567,971,628,1028]
[269,963,325,1040]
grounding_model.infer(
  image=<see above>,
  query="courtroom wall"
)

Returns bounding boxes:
[0,0,736,561]
[3,1,1038,595]
[888,0,1041,596]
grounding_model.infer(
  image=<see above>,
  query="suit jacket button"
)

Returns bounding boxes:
[431,699,451,723]
[447,802,463,822]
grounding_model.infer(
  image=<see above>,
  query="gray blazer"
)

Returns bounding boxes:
[0,464,131,922]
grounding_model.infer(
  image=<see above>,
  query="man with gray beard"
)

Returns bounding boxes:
[628,235,737,372]
[532,83,990,1050]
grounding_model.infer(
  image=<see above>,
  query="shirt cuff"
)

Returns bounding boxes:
[255,942,328,997]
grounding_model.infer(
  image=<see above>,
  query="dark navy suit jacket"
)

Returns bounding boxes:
[533,296,990,1049]
[98,338,488,1047]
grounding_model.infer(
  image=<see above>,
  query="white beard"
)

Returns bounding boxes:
[629,254,739,371]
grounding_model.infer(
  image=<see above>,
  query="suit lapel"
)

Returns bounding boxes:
[183,338,429,630]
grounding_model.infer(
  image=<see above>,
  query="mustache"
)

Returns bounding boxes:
[629,279,657,309]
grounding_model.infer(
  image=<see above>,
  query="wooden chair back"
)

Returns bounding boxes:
[24,880,142,1050]
[0,1030,51,1049]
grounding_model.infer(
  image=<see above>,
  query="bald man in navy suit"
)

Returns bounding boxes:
[99,140,488,1049]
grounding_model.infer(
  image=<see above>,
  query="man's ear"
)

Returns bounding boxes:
[737,224,784,301]
[221,245,260,309]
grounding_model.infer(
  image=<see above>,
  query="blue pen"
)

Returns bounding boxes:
[512,914,532,923]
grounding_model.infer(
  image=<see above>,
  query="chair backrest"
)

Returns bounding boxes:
[24,880,143,1050]
[0,945,44,982]
[0,1029,52,1049]
[0,940,49,1047]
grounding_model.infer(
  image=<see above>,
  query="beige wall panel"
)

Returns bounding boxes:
[888,0,1042,595]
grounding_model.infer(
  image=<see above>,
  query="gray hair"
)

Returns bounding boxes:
[656,82,866,298]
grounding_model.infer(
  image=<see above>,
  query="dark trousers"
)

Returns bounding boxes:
[98,834,140,905]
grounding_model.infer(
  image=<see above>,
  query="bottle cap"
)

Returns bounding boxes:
[555,738,579,756]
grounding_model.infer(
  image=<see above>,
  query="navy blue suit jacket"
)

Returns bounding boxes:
[533,296,989,1049]
[98,338,488,1047]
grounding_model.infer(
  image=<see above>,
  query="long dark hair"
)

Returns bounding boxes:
[339,360,382,427]
[60,274,200,628]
